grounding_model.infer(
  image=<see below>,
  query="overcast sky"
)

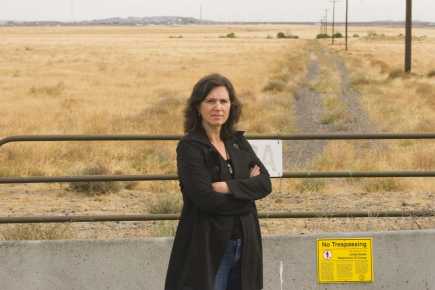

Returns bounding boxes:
[1,0,434,22]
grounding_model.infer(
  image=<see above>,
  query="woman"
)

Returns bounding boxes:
[165,73,272,290]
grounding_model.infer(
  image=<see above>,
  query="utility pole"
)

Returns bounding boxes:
[331,0,337,44]
[320,18,324,34]
[320,14,327,34]
[345,0,349,50]
[405,0,412,73]
[200,4,203,22]
[325,9,328,35]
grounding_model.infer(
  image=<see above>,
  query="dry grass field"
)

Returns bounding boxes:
[1,24,435,240]
[331,25,435,192]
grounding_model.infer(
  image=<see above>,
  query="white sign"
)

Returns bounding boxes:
[248,140,283,177]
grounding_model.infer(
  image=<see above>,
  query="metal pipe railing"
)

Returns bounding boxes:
[2,170,435,184]
[2,133,435,184]
[1,133,435,223]
[2,132,435,147]
[0,210,434,224]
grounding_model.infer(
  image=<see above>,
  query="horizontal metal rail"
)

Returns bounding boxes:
[1,133,435,184]
[0,135,181,146]
[2,171,435,184]
[1,133,435,223]
[2,132,435,147]
[0,133,435,146]
[0,210,434,224]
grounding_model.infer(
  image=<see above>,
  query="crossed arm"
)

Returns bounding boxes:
[177,140,272,215]
[211,165,261,193]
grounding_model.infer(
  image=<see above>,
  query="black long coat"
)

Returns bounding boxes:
[164,129,272,290]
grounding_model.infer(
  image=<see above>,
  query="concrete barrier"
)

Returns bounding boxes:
[1,229,434,290]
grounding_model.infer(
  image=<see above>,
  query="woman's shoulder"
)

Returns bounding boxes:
[178,130,247,150]
[233,130,246,137]
[177,131,209,154]
[231,130,249,147]
[179,131,208,146]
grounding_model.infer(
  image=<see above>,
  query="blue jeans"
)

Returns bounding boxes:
[182,239,242,290]
[214,239,242,290]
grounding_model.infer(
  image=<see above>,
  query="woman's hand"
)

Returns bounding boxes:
[250,165,261,177]
[212,181,230,194]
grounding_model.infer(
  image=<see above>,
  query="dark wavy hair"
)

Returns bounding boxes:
[184,73,242,139]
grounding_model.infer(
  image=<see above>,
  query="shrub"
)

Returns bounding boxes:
[321,111,343,125]
[124,179,140,190]
[367,31,378,39]
[333,32,343,38]
[148,193,181,214]
[351,75,372,86]
[370,59,390,74]
[363,178,400,193]
[0,224,73,240]
[262,79,287,92]
[29,81,65,97]
[68,163,122,194]
[365,31,391,40]
[316,33,330,39]
[277,32,286,39]
[427,70,435,78]
[225,32,236,38]
[276,32,299,39]
[295,179,326,193]
[353,33,360,38]
[388,69,408,80]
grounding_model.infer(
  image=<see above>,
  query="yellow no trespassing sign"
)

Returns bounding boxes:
[317,238,373,283]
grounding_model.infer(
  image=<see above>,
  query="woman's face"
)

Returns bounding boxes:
[198,86,231,129]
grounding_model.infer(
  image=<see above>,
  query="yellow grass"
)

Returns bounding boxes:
[1,25,435,239]
[331,26,435,194]
[0,25,306,178]
[0,25,307,239]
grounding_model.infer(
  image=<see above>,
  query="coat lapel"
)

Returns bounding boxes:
[186,129,249,179]
[225,137,245,179]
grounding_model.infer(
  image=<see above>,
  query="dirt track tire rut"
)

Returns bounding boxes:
[285,45,379,170]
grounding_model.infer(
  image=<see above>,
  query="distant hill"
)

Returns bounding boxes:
[0,16,215,26]
[1,17,435,27]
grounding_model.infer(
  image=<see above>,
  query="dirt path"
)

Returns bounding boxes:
[271,44,435,236]
[284,51,328,168]
[333,53,376,133]
[285,43,379,169]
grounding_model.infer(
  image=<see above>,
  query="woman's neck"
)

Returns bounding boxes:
[202,122,222,143]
